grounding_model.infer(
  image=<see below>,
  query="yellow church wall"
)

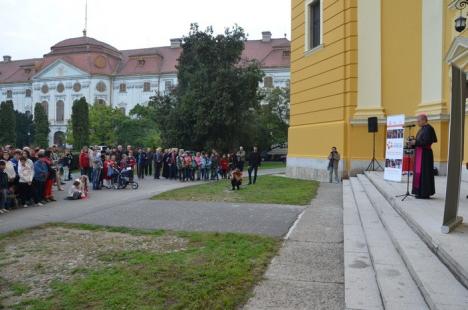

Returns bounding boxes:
[380,0,422,117]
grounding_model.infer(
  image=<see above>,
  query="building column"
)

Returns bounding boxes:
[417,0,446,116]
[353,0,385,122]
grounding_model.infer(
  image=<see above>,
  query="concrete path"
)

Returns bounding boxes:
[244,182,344,310]
[0,169,302,237]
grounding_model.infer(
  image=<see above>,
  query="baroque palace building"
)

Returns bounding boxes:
[287,0,467,180]
[0,31,290,145]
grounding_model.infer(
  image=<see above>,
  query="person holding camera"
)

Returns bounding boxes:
[328,147,340,183]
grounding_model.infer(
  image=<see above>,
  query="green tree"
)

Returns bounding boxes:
[0,101,17,145]
[33,103,50,147]
[89,104,126,145]
[71,97,89,150]
[15,110,34,148]
[154,24,263,151]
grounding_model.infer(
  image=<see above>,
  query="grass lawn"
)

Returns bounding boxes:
[0,223,280,310]
[153,175,319,205]
[259,161,286,170]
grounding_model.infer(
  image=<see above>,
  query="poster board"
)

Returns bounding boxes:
[384,114,405,182]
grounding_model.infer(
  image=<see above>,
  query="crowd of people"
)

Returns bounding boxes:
[0,144,263,214]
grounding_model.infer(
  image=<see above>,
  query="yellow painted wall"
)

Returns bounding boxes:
[289,0,464,176]
[289,0,357,165]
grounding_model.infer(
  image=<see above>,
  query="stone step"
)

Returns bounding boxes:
[349,177,428,310]
[342,180,383,310]
[357,174,468,310]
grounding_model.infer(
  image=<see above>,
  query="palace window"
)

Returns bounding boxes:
[119,107,126,115]
[305,0,322,51]
[41,84,49,94]
[263,76,274,88]
[96,81,106,92]
[73,82,81,92]
[56,100,64,122]
[143,82,151,92]
[6,90,12,98]
[165,80,173,91]
[57,83,64,93]
[96,99,106,105]
[41,101,49,117]
[25,89,31,97]
[119,83,127,93]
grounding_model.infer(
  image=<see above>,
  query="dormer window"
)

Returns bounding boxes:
[24,68,31,74]
[283,50,291,57]
[137,59,146,66]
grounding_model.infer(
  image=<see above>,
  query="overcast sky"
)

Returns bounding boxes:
[0,0,291,60]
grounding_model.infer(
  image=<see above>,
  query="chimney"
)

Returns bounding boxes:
[170,38,182,48]
[262,31,272,42]
[3,55,11,62]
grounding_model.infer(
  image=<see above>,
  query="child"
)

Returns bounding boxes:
[0,160,10,213]
[231,168,243,191]
[220,155,229,179]
[67,180,83,200]
[79,175,89,199]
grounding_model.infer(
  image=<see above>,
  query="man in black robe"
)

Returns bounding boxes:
[409,114,437,199]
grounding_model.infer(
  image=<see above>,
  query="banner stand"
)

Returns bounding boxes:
[384,115,405,183]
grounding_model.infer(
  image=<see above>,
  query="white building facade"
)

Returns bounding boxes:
[0,32,290,146]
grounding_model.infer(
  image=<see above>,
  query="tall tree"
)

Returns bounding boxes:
[15,110,34,148]
[33,102,50,147]
[153,24,263,151]
[88,104,126,146]
[0,101,16,146]
[71,97,89,150]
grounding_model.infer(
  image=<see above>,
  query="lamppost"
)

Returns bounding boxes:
[454,0,468,32]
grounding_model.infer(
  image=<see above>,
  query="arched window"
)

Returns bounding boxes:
[96,81,106,92]
[53,131,65,147]
[263,76,273,88]
[56,100,64,121]
[96,99,106,105]
[119,107,126,115]
[119,83,127,93]
[143,82,151,92]
[73,82,81,92]
[41,101,49,117]
[6,90,12,98]
[25,89,31,97]
[56,83,64,93]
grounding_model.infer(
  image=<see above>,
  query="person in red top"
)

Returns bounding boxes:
[220,155,229,179]
[79,146,91,179]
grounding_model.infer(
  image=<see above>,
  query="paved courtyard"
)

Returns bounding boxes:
[0,169,301,237]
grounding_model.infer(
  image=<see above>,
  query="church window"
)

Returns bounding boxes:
[119,83,127,93]
[41,84,49,94]
[25,89,31,97]
[143,82,151,92]
[57,83,64,93]
[41,101,49,117]
[6,90,12,98]
[73,82,81,92]
[264,76,273,88]
[56,100,64,122]
[96,81,106,92]
[305,0,322,51]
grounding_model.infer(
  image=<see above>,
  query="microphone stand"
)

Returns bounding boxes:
[396,125,414,201]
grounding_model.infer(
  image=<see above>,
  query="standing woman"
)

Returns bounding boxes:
[43,150,56,202]
[18,156,34,208]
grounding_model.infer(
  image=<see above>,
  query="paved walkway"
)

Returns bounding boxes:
[0,168,301,237]
[244,182,344,310]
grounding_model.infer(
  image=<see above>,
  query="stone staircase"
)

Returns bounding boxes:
[344,174,468,310]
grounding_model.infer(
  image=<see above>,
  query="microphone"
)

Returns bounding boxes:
[404,124,416,128]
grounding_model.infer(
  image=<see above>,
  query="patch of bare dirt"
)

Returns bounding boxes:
[0,227,188,307]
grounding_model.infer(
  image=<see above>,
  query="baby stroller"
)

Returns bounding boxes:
[113,167,139,190]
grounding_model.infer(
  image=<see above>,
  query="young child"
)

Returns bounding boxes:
[231,168,243,191]
[67,180,83,200]
[79,175,89,199]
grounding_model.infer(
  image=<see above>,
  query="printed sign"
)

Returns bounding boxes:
[384,114,405,182]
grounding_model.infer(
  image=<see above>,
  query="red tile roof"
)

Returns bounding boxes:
[0,36,290,83]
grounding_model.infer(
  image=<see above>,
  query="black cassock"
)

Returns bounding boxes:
[412,124,437,198]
